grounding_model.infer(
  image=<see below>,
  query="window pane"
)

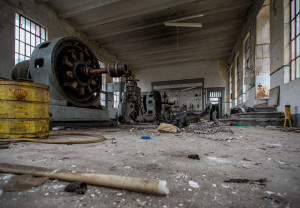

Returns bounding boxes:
[15,13,19,26]
[296,57,300,78]
[41,28,45,40]
[31,22,36,34]
[291,60,296,80]
[291,40,295,60]
[26,31,30,44]
[296,15,299,35]
[20,55,24,62]
[15,40,19,53]
[297,36,300,57]
[26,44,31,57]
[20,16,25,29]
[36,37,41,45]
[15,53,19,64]
[31,34,35,46]
[291,20,295,40]
[15,26,19,40]
[36,25,40,36]
[292,0,295,19]
[25,19,30,31]
[297,0,300,13]
[25,56,30,60]
[20,42,25,55]
[20,28,25,42]
[31,46,35,54]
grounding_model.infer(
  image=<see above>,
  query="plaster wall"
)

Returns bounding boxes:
[135,60,226,92]
[0,0,115,80]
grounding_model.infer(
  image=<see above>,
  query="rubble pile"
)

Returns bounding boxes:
[186,122,233,135]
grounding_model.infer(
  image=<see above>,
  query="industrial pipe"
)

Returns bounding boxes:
[0,163,169,195]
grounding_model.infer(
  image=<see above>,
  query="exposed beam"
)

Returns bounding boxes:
[124,47,232,65]
[129,53,230,68]
[164,22,203,27]
[96,17,244,46]
[58,0,121,19]
[89,2,250,39]
[107,34,236,54]
[75,0,200,30]
[119,41,235,61]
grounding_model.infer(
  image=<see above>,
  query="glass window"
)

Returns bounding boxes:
[113,77,121,108]
[14,13,47,64]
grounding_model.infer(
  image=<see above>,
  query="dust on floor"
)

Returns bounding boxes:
[0,124,299,208]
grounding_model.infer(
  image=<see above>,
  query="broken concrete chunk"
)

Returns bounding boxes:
[157,123,180,133]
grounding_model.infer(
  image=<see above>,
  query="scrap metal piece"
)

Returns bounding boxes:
[212,110,224,126]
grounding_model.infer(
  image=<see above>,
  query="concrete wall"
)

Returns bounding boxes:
[0,0,116,80]
[135,59,227,91]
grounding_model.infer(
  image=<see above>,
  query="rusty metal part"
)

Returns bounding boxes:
[107,63,129,77]
[85,68,107,75]
[63,56,74,68]
[212,110,224,126]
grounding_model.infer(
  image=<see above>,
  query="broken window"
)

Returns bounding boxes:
[14,13,47,64]
[290,0,300,80]
[113,77,121,108]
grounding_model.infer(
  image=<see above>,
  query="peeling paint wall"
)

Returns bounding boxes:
[0,0,116,80]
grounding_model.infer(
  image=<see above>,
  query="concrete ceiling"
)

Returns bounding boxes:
[41,0,253,70]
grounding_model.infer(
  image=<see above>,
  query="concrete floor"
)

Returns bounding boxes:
[0,124,299,208]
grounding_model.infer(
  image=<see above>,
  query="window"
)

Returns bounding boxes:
[99,61,106,106]
[243,34,251,102]
[113,77,121,108]
[244,36,251,72]
[290,0,300,80]
[15,13,47,64]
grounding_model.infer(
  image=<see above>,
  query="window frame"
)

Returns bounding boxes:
[14,13,47,64]
[290,0,300,80]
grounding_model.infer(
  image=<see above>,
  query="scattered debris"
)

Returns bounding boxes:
[0,145,9,149]
[187,154,200,160]
[188,180,200,188]
[141,136,151,140]
[64,182,87,194]
[236,126,248,128]
[157,123,180,133]
[186,122,233,135]
[224,178,267,186]
[52,125,66,131]
[111,138,117,144]
[4,175,49,191]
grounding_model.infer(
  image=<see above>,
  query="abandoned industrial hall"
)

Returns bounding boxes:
[0,0,299,207]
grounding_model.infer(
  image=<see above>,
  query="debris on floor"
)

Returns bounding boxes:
[224,178,267,186]
[187,154,200,160]
[64,182,87,194]
[186,122,234,135]
[4,175,49,191]
[157,123,180,133]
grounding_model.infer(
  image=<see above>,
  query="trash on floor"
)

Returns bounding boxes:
[64,182,87,194]
[224,178,267,185]
[157,123,180,133]
[187,154,200,160]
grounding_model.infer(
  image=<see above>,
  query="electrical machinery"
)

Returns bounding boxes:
[11,37,128,123]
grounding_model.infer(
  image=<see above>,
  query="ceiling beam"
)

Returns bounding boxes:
[129,53,231,68]
[89,1,250,39]
[120,41,235,61]
[124,47,232,65]
[96,17,244,46]
[58,0,121,19]
[75,0,200,30]
[107,34,236,54]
